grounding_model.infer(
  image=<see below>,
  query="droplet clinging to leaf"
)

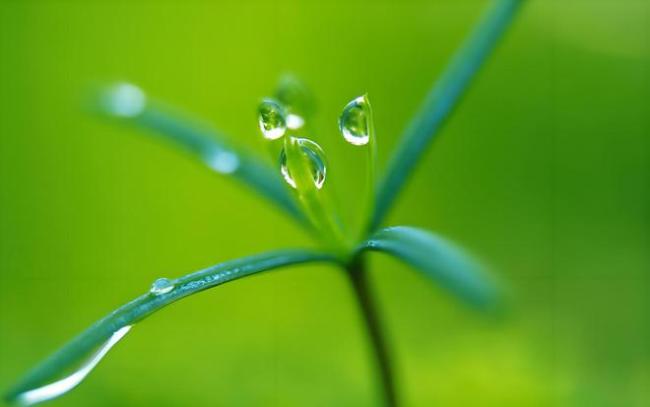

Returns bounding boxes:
[279,138,327,190]
[258,98,287,140]
[150,278,175,295]
[102,82,147,118]
[339,95,370,146]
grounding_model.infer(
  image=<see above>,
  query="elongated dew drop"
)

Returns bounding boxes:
[339,96,370,146]
[15,326,132,406]
[258,99,287,140]
[102,82,146,118]
[279,138,327,190]
[150,278,175,295]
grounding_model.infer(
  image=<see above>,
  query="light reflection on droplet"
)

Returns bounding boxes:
[339,95,370,146]
[15,326,132,406]
[279,138,327,190]
[103,83,146,118]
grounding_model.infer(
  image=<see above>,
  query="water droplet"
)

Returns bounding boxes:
[15,326,132,406]
[103,82,146,118]
[150,278,174,295]
[275,76,312,130]
[204,148,240,174]
[258,99,287,140]
[339,96,370,146]
[279,138,327,190]
[285,114,305,130]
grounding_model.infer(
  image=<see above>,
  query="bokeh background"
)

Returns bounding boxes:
[1,0,648,405]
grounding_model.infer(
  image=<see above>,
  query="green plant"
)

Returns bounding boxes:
[5,0,524,405]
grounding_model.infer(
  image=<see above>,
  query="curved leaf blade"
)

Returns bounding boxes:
[5,250,338,404]
[360,226,498,308]
[372,0,525,230]
[95,89,304,223]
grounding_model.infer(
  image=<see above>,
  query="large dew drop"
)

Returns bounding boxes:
[279,138,327,190]
[15,326,132,406]
[150,278,175,295]
[258,99,287,140]
[339,96,370,146]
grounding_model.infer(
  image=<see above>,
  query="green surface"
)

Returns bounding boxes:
[1,0,649,406]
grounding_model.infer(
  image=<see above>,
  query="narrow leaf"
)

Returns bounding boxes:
[6,250,337,404]
[96,84,304,223]
[372,0,525,230]
[360,226,498,308]
[282,136,349,256]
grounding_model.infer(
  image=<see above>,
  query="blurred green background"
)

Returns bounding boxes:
[0,0,648,405]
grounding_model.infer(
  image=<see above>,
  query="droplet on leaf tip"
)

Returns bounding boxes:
[339,95,370,146]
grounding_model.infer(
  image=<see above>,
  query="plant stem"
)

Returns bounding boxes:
[347,255,397,407]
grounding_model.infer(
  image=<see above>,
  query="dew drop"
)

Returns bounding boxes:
[205,148,240,174]
[15,326,132,406]
[150,278,175,295]
[258,99,287,140]
[103,82,146,118]
[279,138,327,190]
[285,113,304,130]
[275,76,312,130]
[339,96,370,146]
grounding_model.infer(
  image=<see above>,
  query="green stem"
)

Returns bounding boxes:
[347,256,397,407]
[361,94,378,239]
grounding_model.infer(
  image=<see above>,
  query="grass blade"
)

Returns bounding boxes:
[372,0,525,230]
[360,226,498,308]
[282,137,349,256]
[5,250,338,404]
[96,85,303,223]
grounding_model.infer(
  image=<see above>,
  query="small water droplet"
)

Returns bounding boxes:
[103,82,146,118]
[15,326,132,406]
[285,114,304,130]
[205,149,240,174]
[150,278,174,295]
[339,95,370,146]
[258,99,287,140]
[279,138,327,190]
